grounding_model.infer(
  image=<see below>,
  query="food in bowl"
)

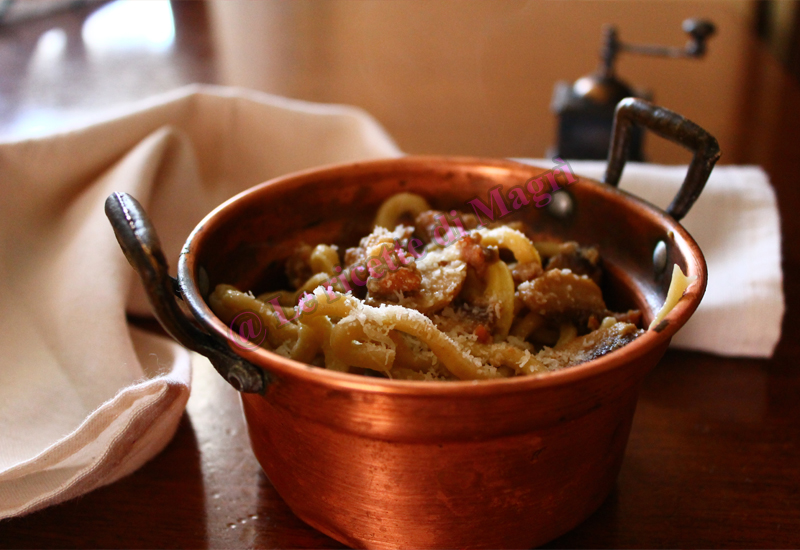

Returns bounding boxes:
[106,97,715,548]
[208,192,647,381]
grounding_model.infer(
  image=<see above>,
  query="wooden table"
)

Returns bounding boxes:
[1,2,798,547]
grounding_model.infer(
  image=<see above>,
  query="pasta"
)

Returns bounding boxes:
[649,264,696,330]
[209,192,652,381]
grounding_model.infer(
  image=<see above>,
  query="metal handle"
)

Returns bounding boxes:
[603,97,721,221]
[105,192,267,394]
[614,18,716,59]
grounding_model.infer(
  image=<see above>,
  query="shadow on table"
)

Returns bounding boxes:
[542,487,622,549]
[249,469,346,550]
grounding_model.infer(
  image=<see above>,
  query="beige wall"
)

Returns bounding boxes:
[208,0,754,164]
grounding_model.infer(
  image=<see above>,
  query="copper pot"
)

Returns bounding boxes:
[106,98,719,549]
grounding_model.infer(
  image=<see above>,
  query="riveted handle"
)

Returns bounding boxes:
[105,192,267,394]
[603,97,721,221]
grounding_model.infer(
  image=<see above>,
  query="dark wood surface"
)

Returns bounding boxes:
[1,2,798,548]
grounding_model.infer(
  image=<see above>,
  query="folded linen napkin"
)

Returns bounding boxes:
[515,160,784,359]
[0,85,783,519]
[0,85,401,519]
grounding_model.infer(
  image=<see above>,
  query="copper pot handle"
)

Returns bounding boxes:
[603,97,721,221]
[105,192,267,394]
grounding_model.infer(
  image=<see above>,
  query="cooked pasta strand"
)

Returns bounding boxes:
[464,341,548,376]
[649,264,696,330]
[309,244,340,275]
[309,288,503,380]
[483,260,515,340]
[389,332,439,373]
[374,192,431,229]
[476,227,542,266]
[330,316,396,372]
[209,285,298,347]
[555,323,578,349]
[510,311,545,340]
[303,316,349,372]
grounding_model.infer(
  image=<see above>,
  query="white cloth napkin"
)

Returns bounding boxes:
[0,85,783,520]
[517,159,784,359]
[0,85,401,519]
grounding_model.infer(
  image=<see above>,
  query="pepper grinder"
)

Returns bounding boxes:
[551,18,716,160]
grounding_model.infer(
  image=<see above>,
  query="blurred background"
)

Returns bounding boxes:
[1,4,798,548]
[0,0,798,164]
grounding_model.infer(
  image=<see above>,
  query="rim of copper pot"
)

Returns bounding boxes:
[178,155,707,397]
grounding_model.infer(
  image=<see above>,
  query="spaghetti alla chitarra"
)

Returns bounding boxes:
[209,192,664,381]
